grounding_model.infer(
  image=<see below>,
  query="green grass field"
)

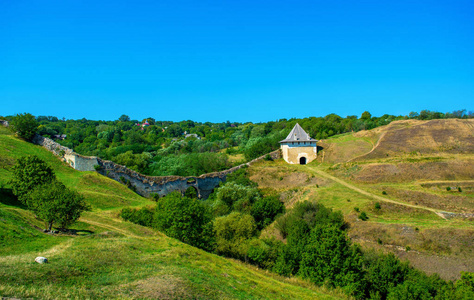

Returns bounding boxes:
[0,127,343,299]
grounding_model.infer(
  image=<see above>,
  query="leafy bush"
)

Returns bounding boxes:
[10,113,38,141]
[213,212,257,259]
[215,182,260,213]
[153,192,214,251]
[250,195,285,230]
[247,238,283,269]
[358,211,369,221]
[276,201,345,238]
[375,202,381,210]
[298,225,364,294]
[24,180,90,231]
[120,207,154,227]
[9,155,56,201]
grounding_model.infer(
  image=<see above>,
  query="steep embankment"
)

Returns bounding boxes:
[0,126,341,299]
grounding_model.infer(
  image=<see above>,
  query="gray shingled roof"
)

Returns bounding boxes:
[279,123,317,143]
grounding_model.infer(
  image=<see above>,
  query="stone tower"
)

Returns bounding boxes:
[279,123,317,164]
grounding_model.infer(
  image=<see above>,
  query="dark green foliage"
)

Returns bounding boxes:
[251,195,285,230]
[153,192,214,251]
[458,187,462,192]
[24,180,90,231]
[359,211,368,221]
[247,238,283,269]
[298,225,364,293]
[375,202,381,210]
[120,207,154,227]
[9,155,56,201]
[364,253,410,299]
[10,113,38,140]
[454,272,474,298]
[225,166,257,187]
[213,212,257,259]
[150,152,231,176]
[382,191,387,195]
[446,186,451,191]
[184,186,198,198]
[215,182,260,214]
[276,201,345,238]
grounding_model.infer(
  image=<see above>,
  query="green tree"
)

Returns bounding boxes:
[213,212,257,259]
[10,113,39,140]
[153,192,214,250]
[361,111,372,120]
[298,225,364,294]
[25,180,90,231]
[215,182,260,213]
[9,155,56,201]
[251,195,285,229]
[118,114,131,122]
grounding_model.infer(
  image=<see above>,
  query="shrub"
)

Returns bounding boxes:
[446,187,451,191]
[250,195,285,230]
[9,155,56,201]
[375,202,381,210]
[9,113,38,141]
[354,207,360,212]
[213,212,257,259]
[24,180,90,231]
[358,211,368,221]
[247,238,282,269]
[382,191,387,195]
[120,207,154,227]
[276,201,346,238]
[153,192,214,251]
[298,225,364,294]
[215,182,260,213]
[458,187,462,192]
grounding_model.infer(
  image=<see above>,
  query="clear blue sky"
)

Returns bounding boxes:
[1,0,473,122]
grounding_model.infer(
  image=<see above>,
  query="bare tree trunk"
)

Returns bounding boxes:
[48,221,53,232]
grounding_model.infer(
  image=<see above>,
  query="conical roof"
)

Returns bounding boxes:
[279,123,317,143]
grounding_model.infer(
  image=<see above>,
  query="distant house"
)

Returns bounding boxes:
[279,123,317,165]
[53,134,67,140]
[185,133,201,140]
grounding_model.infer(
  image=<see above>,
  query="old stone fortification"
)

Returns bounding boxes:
[32,135,99,171]
[281,143,317,164]
[9,125,281,199]
[96,150,281,198]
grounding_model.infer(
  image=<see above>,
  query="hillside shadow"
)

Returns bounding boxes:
[317,145,324,154]
[0,187,27,209]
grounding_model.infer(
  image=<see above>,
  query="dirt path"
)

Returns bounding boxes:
[307,166,449,219]
[79,216,146,239]
[347,131,387,163]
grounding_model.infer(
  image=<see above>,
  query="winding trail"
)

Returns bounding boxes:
[306,166,449,219]
[79,215,146,239]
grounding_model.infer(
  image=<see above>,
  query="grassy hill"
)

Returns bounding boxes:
[250,119,474,281]
[0,126,343,299]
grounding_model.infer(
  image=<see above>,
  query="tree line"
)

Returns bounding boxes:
[2,109,472,177]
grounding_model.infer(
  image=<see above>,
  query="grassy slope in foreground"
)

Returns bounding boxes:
[0,127,342,300]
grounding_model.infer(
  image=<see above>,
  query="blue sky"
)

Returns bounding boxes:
[1,0,473,122]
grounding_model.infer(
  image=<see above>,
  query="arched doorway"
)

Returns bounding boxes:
[299,157,306,165]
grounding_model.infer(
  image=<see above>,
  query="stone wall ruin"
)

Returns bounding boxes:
[21,128,281,199]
